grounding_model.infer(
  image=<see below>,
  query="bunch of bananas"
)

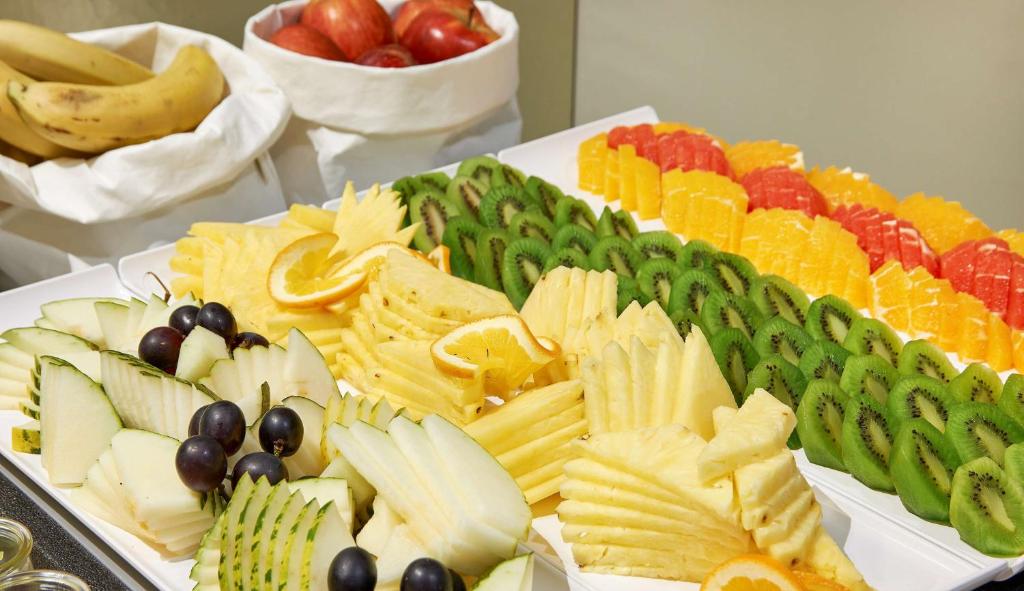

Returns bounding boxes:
[0,20,226,164]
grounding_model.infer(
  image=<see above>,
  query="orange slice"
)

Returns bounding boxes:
[267,233,360,307]
[792,570,850,591]
[806,166,898,213]
[725,140,804,178]
[895,193,992,254]
[700,554,804,591]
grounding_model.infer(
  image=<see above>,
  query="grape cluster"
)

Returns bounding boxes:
[327,551,464,591]
[139,301,265,374]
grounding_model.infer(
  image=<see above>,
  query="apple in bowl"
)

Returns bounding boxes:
[269,24,348,61]
[355,43,417,68]
[301,0,396,61]
[398,3,498,64]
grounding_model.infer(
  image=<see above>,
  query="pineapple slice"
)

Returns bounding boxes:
[697,389,796,483]
[330,182,416,258]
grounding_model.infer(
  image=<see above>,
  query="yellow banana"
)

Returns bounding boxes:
[0,138,42,166]
[0,20,153,85]
[0,60,81,159]
[7,45,226,154]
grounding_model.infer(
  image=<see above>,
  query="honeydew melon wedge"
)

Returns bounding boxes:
[280,396,326,478]
[279,500,319,591]
[228,476,273,591]
[202,344,287,422]
[288,477,353,532]
[375,524,431,589]
[321,392,396,461]
[11,419,40,454]
[321,455,375,525]
[1,327,96,355]
[18,399,39,419]
[247,484,293,591]
[112,294,199,355]
[302,502,354,591]
[34,317,57,330]
[472,554,534,591]
[189,514,225,591]
[267,491,307,591]
[176,326,230,382]
[95,301,130,353]
[356,496,401,556]
[38,297,127,347]
[282,328,340,407]
[218,475,258,591]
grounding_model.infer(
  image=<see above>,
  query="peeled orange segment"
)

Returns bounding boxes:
[725,140,804,179]
[792,570,851,591]
[870,261,912,331]
[997,229,1024,259]
[740,208,813,285]
[806,166,898,213]
[895,193,993,254]
[431,315,561,394]
[662,169,748,251]
[1013,330,1024,372]
[603,146,621,202]
[427,244,452,274]
[957,292,990,362]
[578,132,609,194]
[700,554,804,591]
[268,233,361,307]
[988,313,1014,371]
[618,144,639,211]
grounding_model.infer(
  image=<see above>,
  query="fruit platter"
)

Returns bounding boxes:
[1,106,1023,591]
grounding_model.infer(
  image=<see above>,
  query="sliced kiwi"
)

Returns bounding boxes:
[949,457,1024,556]
[897,339,956,383]
[947,403,1024,466]
[491,163,527,190]
[842,394,897,492]
[887,375,960,433]
[457,156,500,187]
[441,217,483,279]
[616,276,641,315]
[710,328,760,403]
[799,341,851,384]
[553,197,598,232]
[589,236,643,278]
[949,363,1004,405]
[446,176,488,220]
[891,419,962,523]
[678,239,718,270]
[552,225,597,255]
[543,248,590,273]
[391,176,420,205]
[479,186,533,230]
[632,231,685,263]
[524,176,564,219]
[1005,442,1024,484]
[409,191,461,251]
[997,374,1024,427]
[700,291,764,339]
[636,259,681,309]
[843,317,903,365]
[670,309,705,342]
[805,295,863,345]
[668,269,724,318]
[473,229,509,291]
[743,354,807,410]
[509,211,555,244]
[752,317,814,366]
[417,171,451,193]
[501,238,551,309]
[596,207,639,240]
[840,354,899,405]
[797,379,850,472]
[706,252,758,296]
[749,274,811,327]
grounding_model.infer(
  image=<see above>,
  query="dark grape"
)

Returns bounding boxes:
[138,326,184,374]
[188,404,210,437]
[328,547,377,591]
[175,435,227,492]
[232,331,270,350]
[196,302,237,341]
[169,305,200,336]
[401,558,452,591]
[258,406,304,457]
[450,571,465,591]
[198,400,245,456]
[231,452,288,488]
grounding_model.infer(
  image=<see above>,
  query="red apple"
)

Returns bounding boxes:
[356,44,417,67]
[399,6,496,64]
[394,0,498,41]
[269,24,347,61]
[301,0,396,62]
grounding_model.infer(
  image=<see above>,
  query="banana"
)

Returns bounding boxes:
[0,138,42,166]
[7,45,226,154]
[0,60,81,159]
[0,20,153,85]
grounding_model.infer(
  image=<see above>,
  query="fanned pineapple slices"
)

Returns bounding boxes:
[700,554,806,591]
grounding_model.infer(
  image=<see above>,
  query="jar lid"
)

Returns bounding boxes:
[0,570,89,590]
[0,519,32,578]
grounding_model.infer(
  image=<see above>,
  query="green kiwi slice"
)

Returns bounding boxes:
[473,229,509,291]
[743,354,807,409]
[840,354,899,405]
[706,252,758,296]
[752,317,814,366]
[446,176,488,220]
[670,309,705,342]
[479,186,533,230]
[391,176,420,205]
[700,291,764,339]
[441,217,483,279]
[950,457,1024,556]
[553,197,598,232]
[543,248,590,273]
[842,317,903,365]
[596,207,639,240]
[589,236,643,278]
[408,191,462,251]
[668,269,724,318]
[749,274,811,327]
[552,225,597,255]
[897,339,956,383]
[1004,442,1024,484]
[796,379,850,471]
[710,327,760,403]
[886,375,959,433]
[678,240,718,270]
[457,156,500,187]
[949,363,1004,404]
[416,171,451,193]
[842,393,897,492]
[524,176,564,219]
[805,295,863,345]
[997,374,1024,427]
[891,419,962,523]
[632,231,685,263]
[501,238,551,309]
[947,402,1024,466]
[509,211,555,244]
[798,341,851,383]
[636,259,681,309]
[491,163,527,189]
[616,276,641,315]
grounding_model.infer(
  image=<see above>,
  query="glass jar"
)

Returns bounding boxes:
[0,571,89,591]
[0,519,32,577]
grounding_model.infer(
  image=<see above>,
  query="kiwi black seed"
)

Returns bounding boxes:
[891,418,962,523]
[479,186,533,230]
[749,274,811,327]
[491,163,527,190]
[596,207,639,240]
[441,217,483,279]
[553,197,598,232]
[636,259,682,309]
[678,239,718,270]
[706,252,758,296]
[886,375,960,433]
[805,295,863,345]
[616,276,642,315]
[946,402,1024,466]
[416,171,451,193]
[799,341,852,384]
[509,211,556,245]
[710,327,760,403]
[840,354,899,405]
[668,269,725,318]
[473,229,509,291]
[752,316,814,366]
[699,291,765,339]
[589,236,643,278]
[543,248,590,273]
[501,238,551,309]
[897,339,956,383]
[552,225,598,255]
[842,317,904,365]
[949,457,1024,556]
[842,393,897,492]
[457,156,500,187]
[997,374,1024,427]
[408,191,461,251]
[446,176,488,220]
[797,379,850,472]
[632,231,685,263]
[949,363,1004,405]
[670,309,705,342]
[524,176,564,219]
